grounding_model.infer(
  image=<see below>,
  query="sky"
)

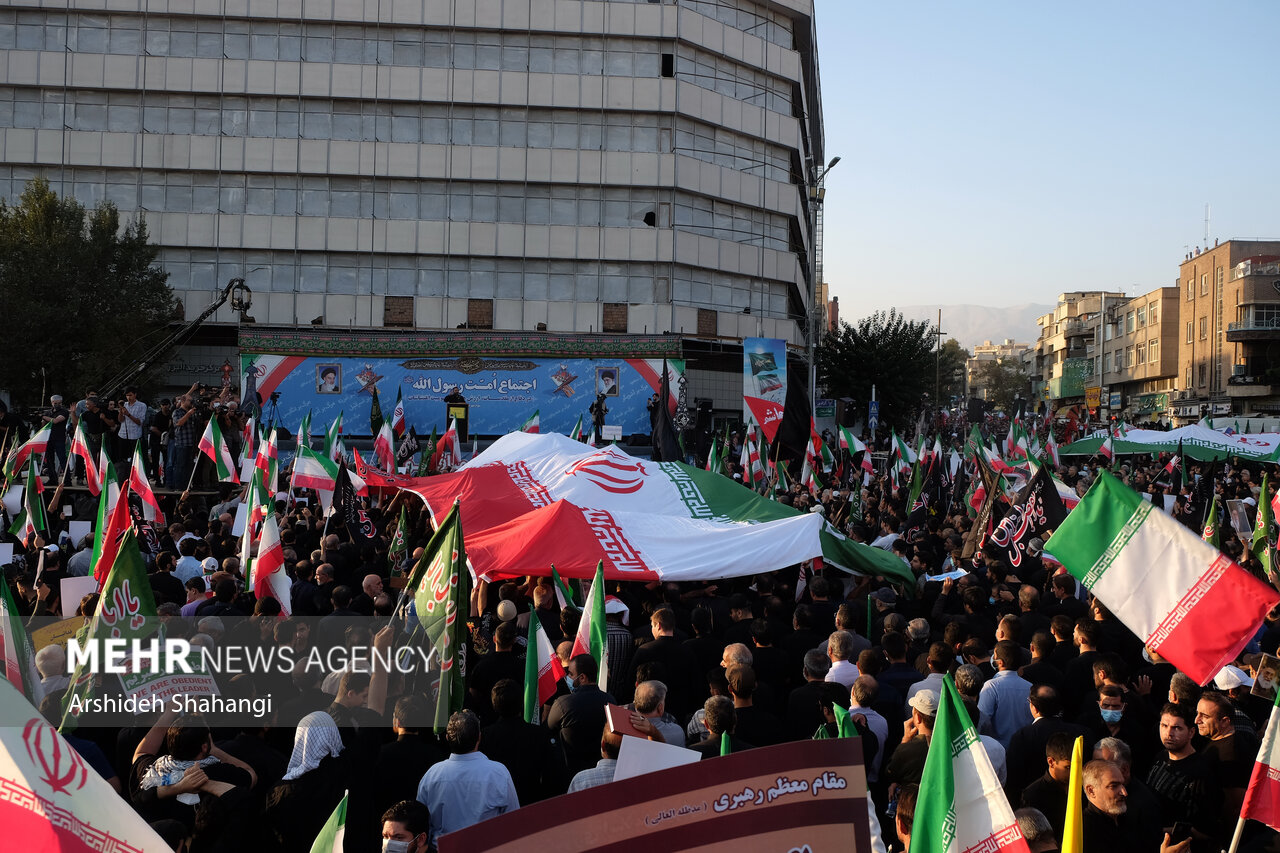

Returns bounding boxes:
[813,1,1280,316]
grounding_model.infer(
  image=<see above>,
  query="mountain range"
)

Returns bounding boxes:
[889,303,1052,352]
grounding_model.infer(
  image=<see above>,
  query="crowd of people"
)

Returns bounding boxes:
[4,398,1280,852]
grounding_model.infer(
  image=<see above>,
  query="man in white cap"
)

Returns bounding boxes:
[603,596,634,700]
[885,689,937,789]
[1212,664,1261,737]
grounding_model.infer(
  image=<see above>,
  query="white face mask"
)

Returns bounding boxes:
[383,838,418,853]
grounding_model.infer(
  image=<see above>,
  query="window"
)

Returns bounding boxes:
[1198,364,1207,386]
[383,296,413,328]
[1125,346,1134,368]
[1149,340,1159,362]
[1136,306,1145,327]
[697,308,717,336]
[1186,321,1193,343]
[1200,317,1208,339]
[1149,303,1158,324]
[602,302,628,333]
[1217,267,1224,287]
[466,299,493,329]
[1187,281,1194,301]
[1186,367,1193,388]
[1136,343,1145,365]
[1126,311,1135,333]
[1103,352,1112,374]
[1201,273,1208,295]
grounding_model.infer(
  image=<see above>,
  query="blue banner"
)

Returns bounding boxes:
[241,354,685,437]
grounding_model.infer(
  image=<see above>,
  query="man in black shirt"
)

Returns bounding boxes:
[1147,703,1221,850]
[1196,691,1260,840]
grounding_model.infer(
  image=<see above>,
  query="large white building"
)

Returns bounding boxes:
[0,0,829,419]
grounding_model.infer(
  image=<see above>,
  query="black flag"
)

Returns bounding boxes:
[904,454,944,540]
[334,458,379,548]
[985,464,1068,571]
[650,360,683,462]
[396,426,421,466]
[773,375,813,475]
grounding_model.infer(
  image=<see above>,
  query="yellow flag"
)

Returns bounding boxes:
[1062,735,1084,853]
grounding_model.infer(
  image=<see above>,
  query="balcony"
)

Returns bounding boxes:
[1227,374,1277,398]
[1227,318,1280,342]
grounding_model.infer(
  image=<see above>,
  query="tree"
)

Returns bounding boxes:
[816,309,936,432]
[976,358,1031,413]
[938,338,971,402]
[0,179,174,403]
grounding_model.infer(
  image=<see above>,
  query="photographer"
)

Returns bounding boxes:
[168,389,201,490]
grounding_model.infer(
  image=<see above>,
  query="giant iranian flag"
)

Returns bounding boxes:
[911,677,1028,853]
[1047,469,1280,685]
[403,432,912,584]
[0,677,172,852]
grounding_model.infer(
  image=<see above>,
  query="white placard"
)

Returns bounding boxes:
[2,485,22,516]
[231,501,248,537]
[601,425,622,441]
[613,734,701,783]
[61,575,101,619]
[67,521,93,546]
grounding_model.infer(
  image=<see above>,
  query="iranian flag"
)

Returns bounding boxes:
[391,388,406,438]
[441,417,463,467]
[2,422,51,478]
[568,416,583,442]
[1044,431,1059,467]
[310,792,348,853]
[239,417,258,483]
[91,481,134,586]
[6,463,48,546]
[239,469,272,583]
[403,432,914,586]
[840,425,875,476]
[585,428,597,449]
[198,417,240,483]
[1,678,172,851]
[523,609,565,723]
[292,443,338,493]
[256,424,279,492]
[1241,690,1280,833]
[1097,433,1114,462]
[1047,469,1280,685]
[373,421,396,472]
[910,676,1029,853]
[297,411,312,450]
[571,561,609,689]
[128,442,165,524]
[69,419,99,495]
[1203,494,1222,548]
[324,412,345,462]
[0,575,43,704]
[519,410,541,434]
[252,513,291,616]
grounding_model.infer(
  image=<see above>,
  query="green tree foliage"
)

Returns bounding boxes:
[938,338,971,402]
[817,309,937,431]
[977,358,1031,413]
[0,178,173,403]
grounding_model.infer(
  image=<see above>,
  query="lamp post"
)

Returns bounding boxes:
[808,155,840,407]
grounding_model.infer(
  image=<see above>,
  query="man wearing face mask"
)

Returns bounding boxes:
[380,800,430,853]
[546,654,616,777]
[1080,684,1154,776]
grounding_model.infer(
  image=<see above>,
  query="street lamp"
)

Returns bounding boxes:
[808,156,841,408]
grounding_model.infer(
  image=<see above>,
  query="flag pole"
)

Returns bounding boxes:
[46,454,73,514]
[1228,813,1247,853]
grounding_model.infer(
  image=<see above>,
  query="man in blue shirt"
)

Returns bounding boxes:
[416,710,519,847]
[978,640,1033,748]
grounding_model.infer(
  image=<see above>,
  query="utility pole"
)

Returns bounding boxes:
[935,308,946,419]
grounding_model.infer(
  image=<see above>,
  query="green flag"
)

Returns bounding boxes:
[571,561,609,688]
[401,500,470,732]
[6,462,48,544]
[720,731,731,756]
[310,791,347,853]
[1202,494,1221,549]
[418,425,438,477]
[1253,472,1274,577]
[61,525,159,732]
[370,387,385,436]
[388,505,409,576]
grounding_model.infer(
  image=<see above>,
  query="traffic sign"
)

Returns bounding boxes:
[868,400,879,432]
